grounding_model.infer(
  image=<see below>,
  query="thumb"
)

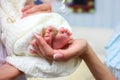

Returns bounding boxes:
[53,50,74,61]
[53,53,64,61]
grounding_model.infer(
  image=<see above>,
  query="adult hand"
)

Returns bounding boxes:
[30,34,116,80]
[21,3,51,18]
[30,33,88,61]
[53,39,88,61]
[30,33,54,61]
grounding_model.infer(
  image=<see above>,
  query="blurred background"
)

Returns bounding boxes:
[62,0,120,29]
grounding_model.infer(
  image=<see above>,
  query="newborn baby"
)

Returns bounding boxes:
[1,12,81,78]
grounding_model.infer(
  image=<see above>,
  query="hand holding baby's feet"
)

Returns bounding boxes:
[31,26,73,60]
[31,33,54,60]
[52,27,73,49]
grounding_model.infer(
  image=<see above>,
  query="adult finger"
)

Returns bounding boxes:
[33,34,47,58]
[25,3,51,14]
[21,4,35,12]
[34,33,54,60]
[30,39,45,57]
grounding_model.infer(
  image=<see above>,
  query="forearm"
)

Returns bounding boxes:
[81,45,116,80]
[0,63,22,80]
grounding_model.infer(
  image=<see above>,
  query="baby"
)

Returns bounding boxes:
[1,13,81,78]
[38,25,73,50]
[0,1,81,78]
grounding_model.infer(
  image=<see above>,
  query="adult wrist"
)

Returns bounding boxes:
[80,44,91,60]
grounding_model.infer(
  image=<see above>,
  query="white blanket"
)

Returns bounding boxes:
[0,0,81,78]
[1,13,81,78]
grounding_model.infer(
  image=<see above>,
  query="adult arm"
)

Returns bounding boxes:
[31,34,115,80]
[54,39,116,80]
[0,41,22,80]
[80,44,116,80]
[0,63,22,80]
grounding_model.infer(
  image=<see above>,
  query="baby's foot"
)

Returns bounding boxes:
[44,26,54,47]
[52,27,73,49]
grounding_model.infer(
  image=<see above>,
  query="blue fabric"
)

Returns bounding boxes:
[34,0,43,5]
[105,32,120,69]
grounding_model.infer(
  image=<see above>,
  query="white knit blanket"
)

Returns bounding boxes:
[1,13,81,78]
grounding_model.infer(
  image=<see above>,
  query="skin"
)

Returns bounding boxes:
[42,26,73,49]
[21,3,51,18]
[0,63,23,80]
[81,44,116,80]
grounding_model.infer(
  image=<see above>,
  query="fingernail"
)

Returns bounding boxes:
[53,54,63,60]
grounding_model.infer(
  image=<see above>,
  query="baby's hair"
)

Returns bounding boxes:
[42,27,58,38]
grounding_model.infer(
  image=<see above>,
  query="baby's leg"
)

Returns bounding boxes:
[52,27,73,49]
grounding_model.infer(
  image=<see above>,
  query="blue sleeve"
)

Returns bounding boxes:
[105,32,120,69]
[34,0,43,5]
